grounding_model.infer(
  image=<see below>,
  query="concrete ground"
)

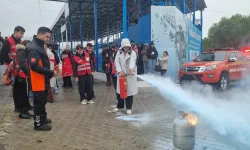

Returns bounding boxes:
[0,73,235,150]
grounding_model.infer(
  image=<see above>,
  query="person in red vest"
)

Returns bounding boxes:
[60,45,73,88]
[15,40,34,119]
[102,45,112,86]
[0,26,32,113]
[73,44,94,105]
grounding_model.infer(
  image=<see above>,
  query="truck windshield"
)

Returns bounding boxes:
[194,52,227,62]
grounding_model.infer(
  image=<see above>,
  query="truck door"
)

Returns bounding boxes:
[235,52,247,79]
[228,52,238,80]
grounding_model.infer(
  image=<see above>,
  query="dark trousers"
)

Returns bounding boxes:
[117,95,134,110]
[83,75,95,99]
[47,86,53,103]
[112,75,119,100]
[91,74,95,97]
[78,74,93,101]
[161,69,167,77]
[63,76,72,87]
[106,73,111,84]
[13,77,30,112]
[33,90,48,127]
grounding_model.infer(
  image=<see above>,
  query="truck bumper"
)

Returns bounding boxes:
[179,70,221,84]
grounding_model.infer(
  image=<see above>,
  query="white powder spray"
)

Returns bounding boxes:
[138,74,250,149]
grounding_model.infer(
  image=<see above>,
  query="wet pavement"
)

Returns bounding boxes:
[0,73,235,150]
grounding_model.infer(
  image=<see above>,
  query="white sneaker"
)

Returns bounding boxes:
[81,100,87,105]
[112,108,120,113]
[127,110,132,115]
[87,100,94,104]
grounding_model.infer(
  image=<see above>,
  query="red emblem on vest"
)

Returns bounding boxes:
[31,58,36,63]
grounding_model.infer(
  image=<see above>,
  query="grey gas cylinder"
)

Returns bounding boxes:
[173,110,196,150]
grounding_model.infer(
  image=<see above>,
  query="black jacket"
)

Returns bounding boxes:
[27,38,54,87]
[147,47,158,59]
[0,35,21,64]
[87,50,95,72]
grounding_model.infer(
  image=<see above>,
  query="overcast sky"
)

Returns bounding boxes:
[1,0,250,39]
[0,0,64,39]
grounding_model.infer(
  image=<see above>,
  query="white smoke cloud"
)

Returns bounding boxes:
[138,74,250,149]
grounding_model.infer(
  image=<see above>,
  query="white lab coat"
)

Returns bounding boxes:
[115,50,138,96]
[46,48,55,88]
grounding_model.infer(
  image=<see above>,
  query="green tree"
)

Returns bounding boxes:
[203,14,250,51]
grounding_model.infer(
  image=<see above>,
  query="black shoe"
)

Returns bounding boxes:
[24,111,34,117]
[45,118,52,124]
[34,124,52,131]
[28,106,33,111]
[19,113,31,119]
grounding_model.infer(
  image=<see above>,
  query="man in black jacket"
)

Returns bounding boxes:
[86,43,96,98]
[147,41,158,74]
[27,27,58,131]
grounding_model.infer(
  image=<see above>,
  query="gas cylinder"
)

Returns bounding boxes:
[173,110,196,150]
[119,76,127,99]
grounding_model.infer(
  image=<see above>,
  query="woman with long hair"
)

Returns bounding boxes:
[158,51,169,77]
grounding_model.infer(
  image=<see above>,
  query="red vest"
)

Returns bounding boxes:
[7,37,27,78]
[74,52,92,76]
[111,60,117,75]
[62,51,73,77]
[7,37,22,60]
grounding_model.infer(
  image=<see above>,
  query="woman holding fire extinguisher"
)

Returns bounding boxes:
[112,38,138,115]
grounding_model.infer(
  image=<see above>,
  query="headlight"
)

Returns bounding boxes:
[205,64,217,71]
[180,66,186,71]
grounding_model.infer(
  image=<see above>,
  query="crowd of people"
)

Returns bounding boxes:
[0,26,169,131]
[102,40,169,88]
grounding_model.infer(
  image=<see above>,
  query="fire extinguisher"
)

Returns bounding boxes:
[119,75,127,99]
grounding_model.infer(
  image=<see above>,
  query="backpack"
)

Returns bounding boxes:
[15,45,29,76]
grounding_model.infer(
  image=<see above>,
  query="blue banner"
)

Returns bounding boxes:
[186,20,202,61]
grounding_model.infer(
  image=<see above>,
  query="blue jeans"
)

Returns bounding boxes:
[143,62,148,74]
[53,78,58,92]
[29,90,33,99]
[148,59,156,74]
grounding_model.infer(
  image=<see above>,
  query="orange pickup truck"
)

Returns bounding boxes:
[179,48,250,90]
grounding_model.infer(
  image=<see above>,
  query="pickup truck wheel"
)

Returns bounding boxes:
[218,73,229,91]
